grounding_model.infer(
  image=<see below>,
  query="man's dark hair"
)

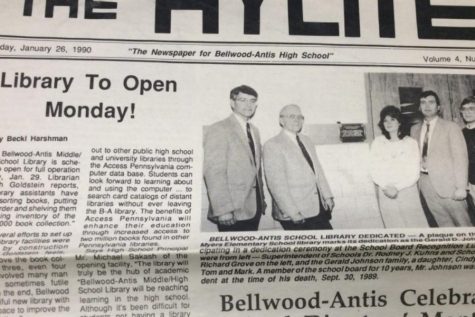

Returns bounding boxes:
[378,105,407,140]
[230,85,258,100]
[461,96,475,108]
[419,90,441,106]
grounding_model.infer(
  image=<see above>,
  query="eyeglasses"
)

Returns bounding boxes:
[461,106,475,113]
[235,98,257,104]
[281,115,305,120]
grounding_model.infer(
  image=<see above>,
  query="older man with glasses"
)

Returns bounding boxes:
[263,104,334,230]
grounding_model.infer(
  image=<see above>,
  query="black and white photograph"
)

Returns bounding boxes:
[202,72,475,232]
[367,73,475,228]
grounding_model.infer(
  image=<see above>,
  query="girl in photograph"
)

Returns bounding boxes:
[369,105,429,228]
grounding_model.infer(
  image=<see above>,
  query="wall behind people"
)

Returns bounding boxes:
[367,73,475,137]
[200,66,368,142]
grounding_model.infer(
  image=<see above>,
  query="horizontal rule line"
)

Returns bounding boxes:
[1,34,475,51]
[0,56,474,70]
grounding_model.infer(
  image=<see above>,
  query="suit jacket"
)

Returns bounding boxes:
[411,118,468,198]
[203,115,265,222]
[263,130,333,221]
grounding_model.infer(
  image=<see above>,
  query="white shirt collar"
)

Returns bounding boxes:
[233,113,250,134]
[424,116,438,126]
[466,123,475,130]
[283,129,298,145]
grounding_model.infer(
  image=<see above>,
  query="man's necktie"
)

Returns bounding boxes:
[296,135,315,174]
[246,123,256,164]
[246,122,262,214]
[296,134,330,217]
[422,123,430,167]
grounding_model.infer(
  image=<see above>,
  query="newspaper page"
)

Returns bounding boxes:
[0,1,475,316]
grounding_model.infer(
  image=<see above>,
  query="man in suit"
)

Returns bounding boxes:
[411,90,472,227]
[263,104,334,230]
[203,85,265,231]
[459,96,475,225]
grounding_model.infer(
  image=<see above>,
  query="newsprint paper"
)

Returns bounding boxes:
[1,1,475,316]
